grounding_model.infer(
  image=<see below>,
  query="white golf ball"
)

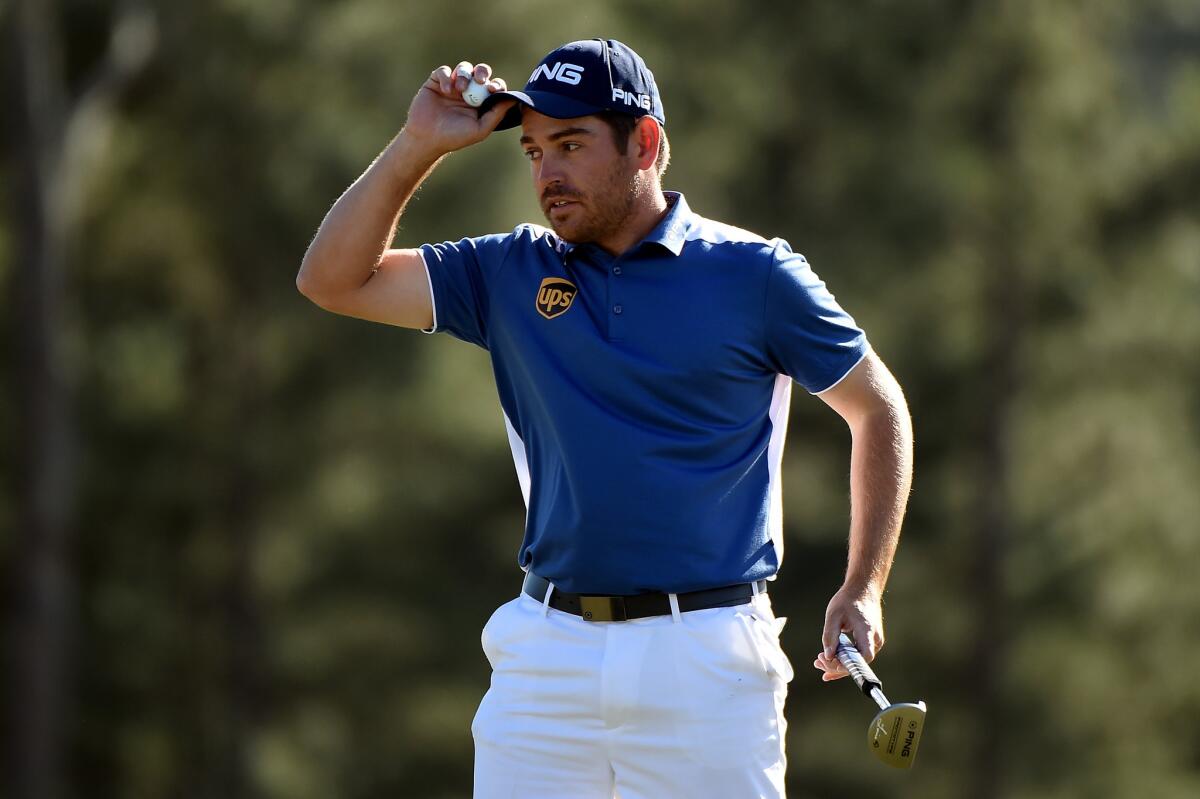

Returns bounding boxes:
[462,79,490,107]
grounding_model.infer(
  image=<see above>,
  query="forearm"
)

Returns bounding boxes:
[815,354,913,667]
[297,131,443,299]
[842,399,914,597]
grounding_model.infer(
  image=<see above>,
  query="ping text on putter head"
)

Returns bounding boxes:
[835,632,926,769]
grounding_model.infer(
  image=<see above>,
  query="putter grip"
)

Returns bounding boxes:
[836,633,882,696]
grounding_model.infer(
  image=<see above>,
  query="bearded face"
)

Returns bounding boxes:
[520,112,645,249]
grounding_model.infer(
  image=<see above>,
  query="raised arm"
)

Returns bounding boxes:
[810,350,914,681]
[296,62,514,328]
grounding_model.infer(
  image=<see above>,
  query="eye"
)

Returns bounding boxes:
[563,142,581,152]
[523,149,541,161]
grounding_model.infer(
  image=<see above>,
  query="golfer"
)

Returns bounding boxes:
[297,38,913,799]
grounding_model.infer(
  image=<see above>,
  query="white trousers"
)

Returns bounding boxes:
[472,587,795,799]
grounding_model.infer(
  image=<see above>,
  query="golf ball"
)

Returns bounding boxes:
[462,79,490,107]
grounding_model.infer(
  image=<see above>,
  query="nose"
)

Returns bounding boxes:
[535,151,566,193]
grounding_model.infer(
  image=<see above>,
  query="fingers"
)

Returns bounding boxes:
[850,619,885,662]
[814,654,849,681]
[817,606,849,682]
[871,627,886,660]
[479,97,517,132]
[429,65,452,94]
[429,62,507,100]
[450,61,473,92]
[821,607,844,659]
[849,620,872,661]
[428,62,477,96]
[474,66,507,94]
[816,586,887,683]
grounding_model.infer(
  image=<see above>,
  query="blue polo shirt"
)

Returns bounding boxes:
[420,193,868,594]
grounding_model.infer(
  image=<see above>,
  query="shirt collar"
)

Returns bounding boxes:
[555,237,577,258]
[639,191,691,256]
[555,191,693,260]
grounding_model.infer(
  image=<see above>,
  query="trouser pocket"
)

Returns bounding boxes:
[745,603,795,684]
[479,594,534,668]
[669,606,787,766]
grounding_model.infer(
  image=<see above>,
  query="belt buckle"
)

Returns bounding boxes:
[579,595,627,622]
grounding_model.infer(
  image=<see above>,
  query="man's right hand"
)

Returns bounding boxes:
[297,61,515,329]
[402,61,516,158]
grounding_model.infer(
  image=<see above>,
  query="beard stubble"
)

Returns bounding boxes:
[543,159,642,245]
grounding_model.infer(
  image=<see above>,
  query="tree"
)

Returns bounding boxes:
[5,2,154,796]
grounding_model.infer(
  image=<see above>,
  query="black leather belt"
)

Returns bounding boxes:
[522,572,767,622]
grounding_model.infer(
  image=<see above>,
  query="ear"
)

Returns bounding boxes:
[632,118,660,171]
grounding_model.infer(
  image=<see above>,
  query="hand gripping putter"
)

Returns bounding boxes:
[836,633,926,769]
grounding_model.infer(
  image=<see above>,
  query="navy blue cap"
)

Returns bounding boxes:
[480,39,665,131]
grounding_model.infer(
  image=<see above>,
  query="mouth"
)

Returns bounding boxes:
[544,198,581,215]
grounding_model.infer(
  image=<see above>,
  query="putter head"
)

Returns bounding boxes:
[868,701,926,769]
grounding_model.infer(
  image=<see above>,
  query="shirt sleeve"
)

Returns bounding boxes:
[763,242,869,393]
[418,233,514,350]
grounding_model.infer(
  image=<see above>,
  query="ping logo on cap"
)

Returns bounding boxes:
[536,277,577,319]
[530,62,584,86]
[612,87,652,110]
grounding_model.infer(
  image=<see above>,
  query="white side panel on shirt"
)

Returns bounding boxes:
[503,411,532,511]
[765,373,794,576]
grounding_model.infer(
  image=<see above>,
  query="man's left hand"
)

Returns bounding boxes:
[813,584,885,682]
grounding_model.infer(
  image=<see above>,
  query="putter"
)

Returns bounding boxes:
[835,633,926,769]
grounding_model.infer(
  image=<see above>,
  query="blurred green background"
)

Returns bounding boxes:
[4,0,1200,797]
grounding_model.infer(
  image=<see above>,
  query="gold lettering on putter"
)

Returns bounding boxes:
[536,277,577,319]
[901,725,916,758]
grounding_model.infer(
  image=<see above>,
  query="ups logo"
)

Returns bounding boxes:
[536,277,577,319]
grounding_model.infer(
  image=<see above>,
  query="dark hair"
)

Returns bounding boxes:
[597,112,671,178]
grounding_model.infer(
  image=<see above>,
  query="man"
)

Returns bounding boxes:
[297,38,913,798]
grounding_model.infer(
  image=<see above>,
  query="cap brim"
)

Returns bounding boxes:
[479,90,607,131]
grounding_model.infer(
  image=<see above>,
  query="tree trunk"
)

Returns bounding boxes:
[5,2,76,797]
[217,312,265,799]
[6,3,155,795]
[970,238,1025,799]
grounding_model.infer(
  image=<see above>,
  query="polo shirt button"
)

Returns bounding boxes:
[613,266,622,275]
[613,305,623,314]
